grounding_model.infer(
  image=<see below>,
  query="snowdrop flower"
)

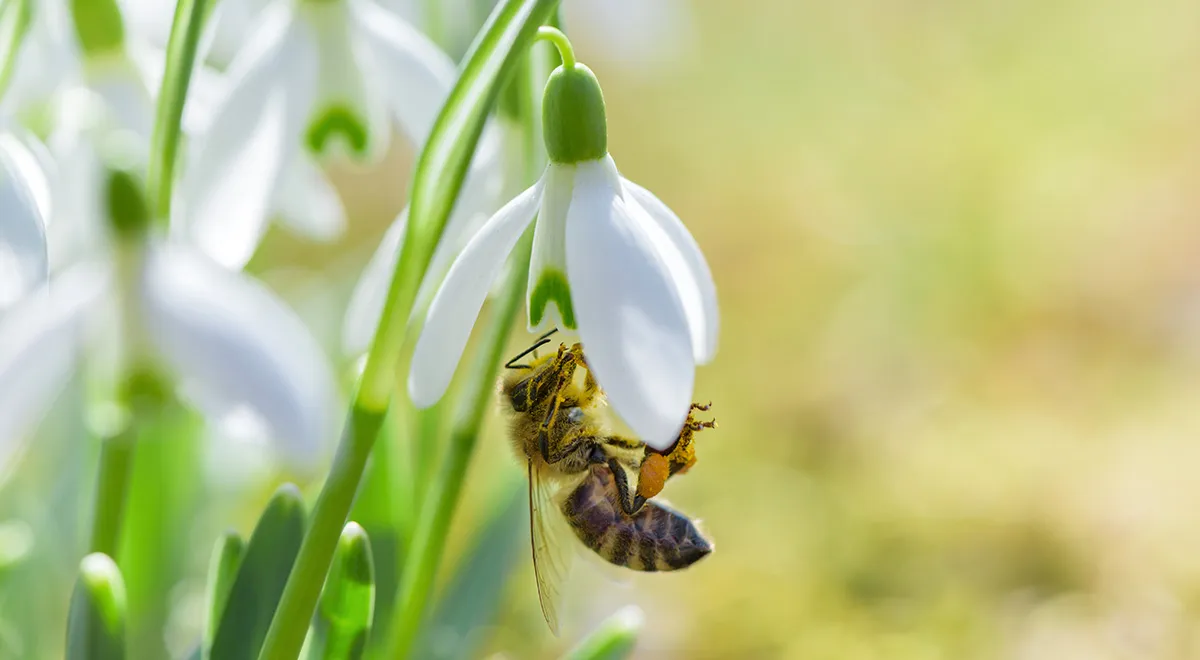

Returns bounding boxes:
[0,128,53,310]
[0,160,338,476]
[178,0,462,271]
[409,32,718,450]
[43,0,223,267]
[0,0,77,120]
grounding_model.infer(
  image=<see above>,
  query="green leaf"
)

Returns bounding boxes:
[357,0,562,409]
[203,531,245,659]
[309,522,375,660]
[66,553,127,660]
[562,606,643,660]
[210,484,307,660]
[418,484,524,660]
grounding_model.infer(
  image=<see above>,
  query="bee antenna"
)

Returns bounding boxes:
[504,328,560,369]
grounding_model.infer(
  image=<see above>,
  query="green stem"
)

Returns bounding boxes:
[385,230,534,659]
[535,26,574,68]
[256,405,386,660]
[147,0,209,220]
[385,28,551,659]
[89,430,136,558]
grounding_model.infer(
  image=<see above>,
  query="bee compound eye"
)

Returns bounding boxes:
[567,407,585,424]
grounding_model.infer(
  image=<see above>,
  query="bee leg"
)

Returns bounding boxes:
[606,457,647,516]
[536,348,582,458]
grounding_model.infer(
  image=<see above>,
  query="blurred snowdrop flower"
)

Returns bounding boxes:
[0,128,53,310]
[0,162,338,475]
[341,120,509,356]
[408,44,718,450]
[0,0,77,120]
[177,0,460,271]
[43,0,223,267]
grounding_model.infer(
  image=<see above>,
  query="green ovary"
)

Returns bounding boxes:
[306,105,370,158]
[529,270,577,329]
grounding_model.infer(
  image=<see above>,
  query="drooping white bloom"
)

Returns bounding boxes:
[177,0,461,270]
[0,167,339,476]
[0,128,53,310]
[408,53,718,450]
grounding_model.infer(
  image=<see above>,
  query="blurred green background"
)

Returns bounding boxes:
[9,0,1200,657]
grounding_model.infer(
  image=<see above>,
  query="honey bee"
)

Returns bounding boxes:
[501,329,716,633]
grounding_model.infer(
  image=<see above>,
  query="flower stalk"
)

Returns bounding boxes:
[148,0,210,219]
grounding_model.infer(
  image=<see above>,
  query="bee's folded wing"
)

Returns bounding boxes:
[529,461,575,635]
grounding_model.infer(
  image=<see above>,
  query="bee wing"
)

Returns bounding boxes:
[529,460,573,635]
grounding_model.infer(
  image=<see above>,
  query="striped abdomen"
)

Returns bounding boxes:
[561,466,712,572]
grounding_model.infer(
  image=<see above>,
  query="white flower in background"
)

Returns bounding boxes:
[0,128,53,310]
[0,0,77,120]
[177,0,462,271]
[408,48,718,450]
[0,165,339,476]
[32,0,223,268]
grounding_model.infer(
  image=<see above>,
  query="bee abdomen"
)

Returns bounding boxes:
[562,467,712,572]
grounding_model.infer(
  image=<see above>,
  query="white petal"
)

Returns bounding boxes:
[566,162,694,450]
[175,3,317,270]
[272,155,347,241]
[0,135,49,309]
[349,0,456,145]
[85,56,155,140]
[0,262,108,477]
[408,180,542,407]
[199,0,272,70]
[139,243,337,463]
[44,119,106,269]
[0,129,54,223]
[527,162,574,332]
[622,178,719,364]
[343,209,406,357]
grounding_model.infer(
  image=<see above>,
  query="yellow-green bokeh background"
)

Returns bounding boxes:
[475,1,1200,656]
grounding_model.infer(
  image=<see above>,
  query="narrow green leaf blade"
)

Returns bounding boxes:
[563,606,644,660]
[203,531,246,659]
[210,484,307,660]
[65,553,127,660]
[310,522,375,660]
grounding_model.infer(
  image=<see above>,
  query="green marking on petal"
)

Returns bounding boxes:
[306,105,370,159]
[529,269,576,329]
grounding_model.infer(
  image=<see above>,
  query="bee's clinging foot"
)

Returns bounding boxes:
[690,401,713,412]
